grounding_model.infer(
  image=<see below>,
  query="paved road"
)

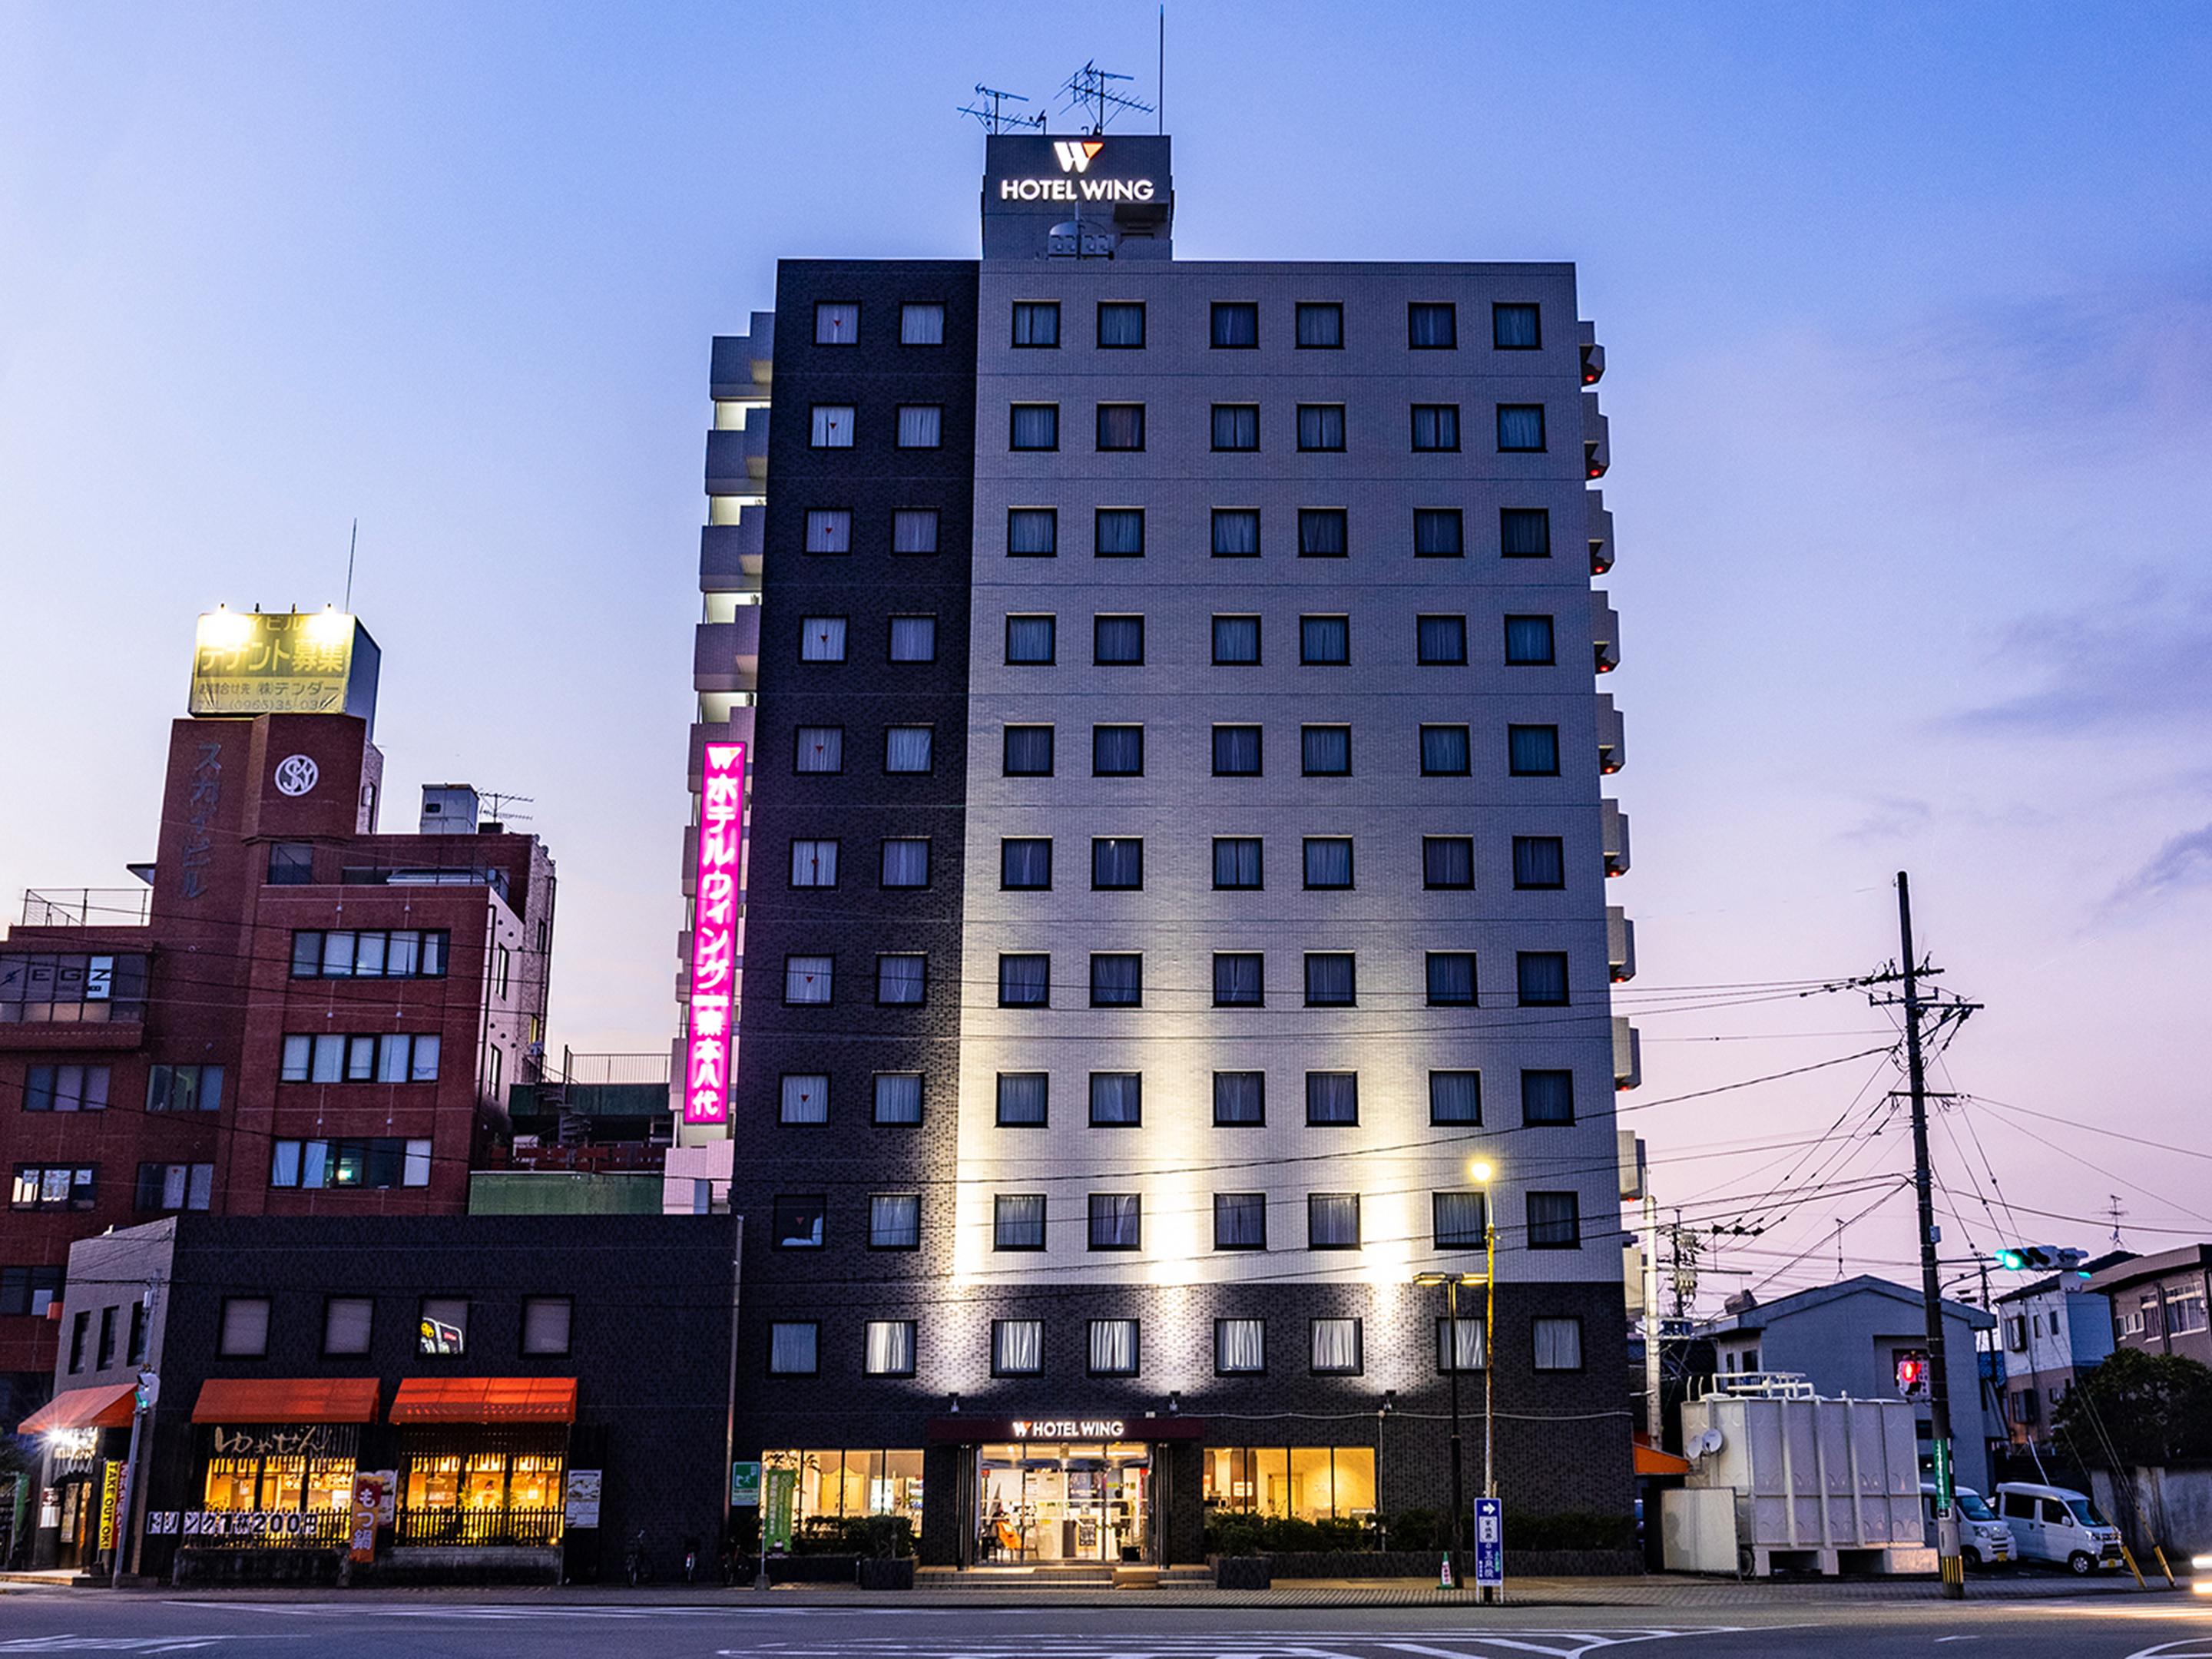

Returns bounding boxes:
[0,1595,2207,1658]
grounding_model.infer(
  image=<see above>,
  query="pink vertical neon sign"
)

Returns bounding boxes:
[684,740,747,1124]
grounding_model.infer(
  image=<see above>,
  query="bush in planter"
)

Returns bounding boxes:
[1387,1508,1439,1551]
[851,1515,914,1560]
[1210,1515,1263,1558]
[1508,1510,1636,1553]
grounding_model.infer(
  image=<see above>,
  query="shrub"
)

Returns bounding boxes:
[1509,1510,1636,1552]
[788,1515,913,1558]
[1388,1508,1439,1550]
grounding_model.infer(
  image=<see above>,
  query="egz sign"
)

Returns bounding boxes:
[684,741,748,1124]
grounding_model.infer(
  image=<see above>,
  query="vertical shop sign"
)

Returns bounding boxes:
[763,1465,796,1550]
[98,1462,122,1551]
[684,741,748,1124]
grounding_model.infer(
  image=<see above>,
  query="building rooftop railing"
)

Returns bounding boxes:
[19,888,151,928]
[551,1050,671,1086]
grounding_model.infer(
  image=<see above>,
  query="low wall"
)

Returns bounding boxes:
[1259,1548,1641,1579]
[2091,1466,2212,1556]
[171,1546,344,1586]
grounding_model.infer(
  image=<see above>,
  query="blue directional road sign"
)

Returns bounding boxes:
[1474,1497,1504,1590]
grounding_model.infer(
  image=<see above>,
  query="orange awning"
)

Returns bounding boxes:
[192,1377,380,1425]
[18,1382,137,1434]
[389,1377,576,1424]
[1634,1442,1693,1477]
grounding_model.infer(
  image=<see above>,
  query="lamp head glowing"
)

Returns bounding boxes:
[1468,1160,1494,1184]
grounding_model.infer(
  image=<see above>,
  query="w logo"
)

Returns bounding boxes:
[1052,140,1104,174]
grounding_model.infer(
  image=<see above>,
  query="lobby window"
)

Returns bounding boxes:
[992,1319,1043,1376]
[1008,507,1058,555]
[1308,1194,1360,1250]
[1426,952,1478,1007]
[1096,301,1145,348]
[1212,508,1260,558]
[1012,300,1060,347]
[892,508,939,555]
[1089,1072,1142,1127]
[1508,724,1561,777]
[790,839,839,887]
[1513,836,1566,889]
[1522,1068,1576,1125]
[1304,1070,1359,1124]
[884,726,933,773]
[1213,837,1263,889]
[1527,1190,1582,1249]
[1094,614,1145,664]
[1300,614,1350,664]
[998,955,1051,1009]
[1215,1316,1266,1372]
[1500,507,1551,558]
[1496,403,1547,452]
[1211,404,1260,451]
[768,1322,819,1376]
[1210,302,1259,347]
[1517,951,1570,1007]
[994,1194,1046,1251]
[1089,952,1143,1008]
[1009,403,1059,452]
[809,405,855,448]
[1420,725,1472,776]
[876,953,927,1006]
[1296,405,1346,452]
[780,1074,829,1125]
[1311,1319,1362,1375]
[1092,724,1144,777]
[220,1296,272,1359]
[1003,725,1055,777]
[1088,1319,1141,1376]
[28,1065,110,1113]
[1213,614,1261,664]
[1096,402,1146,451]
[1091,836,1144,890]
[783,955,833,1005]
[134,1162,213,1213]
[421,1296,469,1356]
[1303,837,1353,889]
[1304,953,1356,1008]
[1302,726,1351,777]
[1088,1196,1141,1253]
[1214,1071,1265,1126]
[1437,1317,1488,1373]
[813,302,859,344]
[1408,302,1458,349]
[267,843,315,885]
[896,405,942,449]
[1213,952,1264,1008]
[323,1297,373,1358]
[771,1194,828,1250]
[1505,614,1557,665]
[873,1073,923,1126]
[995,1071,1048,1126]
[1434,1190,1489,1250]
[864,1321,917,1377]
[868,1194,921,1251]
[1415,508,1464,558]
[805,509,851,554]
[1534,1316,1584,1372]
[887,615,937,662]
[794,725,844,773]
[1418,614,1468,665]
[522,1297,573,1356]
[1411,404,1461,452]
[1005,614,1057,664]
[900,302,945,345]
[1297,508,1348,557]
[1001,837,1052,889]
[1213,725,1262,777]
[1429,1070,1482,1125]
[1493,302,1542,349]
[800,615,848,662]
[1096,508,1145,557]
[1424,836,1475,889]
[1296,302,1343,348]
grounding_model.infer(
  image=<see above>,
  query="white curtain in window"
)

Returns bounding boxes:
[801,617,847,661]
[996,1072,1048,1122]
[1303,839,1353,888]
[281,1035,311,1082]
[796,727,843,772]
[901,303,945,345]
[790,839,839,886]
[1089,1318,1138,1373]
[403,1140,432,1186]
[310,1034,343,1083]
[1009,406,1058,451]
[994,1194,1045,1248]
[1441,1316,1487,1372]
[814,303,858,343]
[1214,1194,1266,1249]
[889,616,936,661]
[1434,1190,1488,1249]
[994,1319,1043,1373]
[300,1141,329,1187]
[1533,1317,1583,1371]
[880,840,929,888]
[769,1323,818,1373]
[780,1075,829,1124]
[896,406,942,449]
[1217,1317,1265,1372]
[785,955,833,1004]
[1212,509,1260,555]
[892,508,939,553]
[810,405,856,447]
[804,510,850,553]
[1425,838,1474,887]
[1309,1194,1360,1247]
[409,1035,439,1081]
[1091,1195,1141,1249]
[998,956,1049,1006]
[885,727,932,772]
[1006,616,1055,662]
[321,931,356,975]
[874,1073,922,1124]
[1001,839,1051,887]
[1092,838,1142,888]
[1311,1317,1360,1373]
[1496,404,1545,451]
[1090,1072,1141,1124]
[869,1195,921,1250]
[1306,1070,1358,1122]
[1213,1071,1264,1124]
[1430,1071,1482,1124]
[865,1320,916,1374]
[1214,954,1263,1006]
[877,955,926,1004]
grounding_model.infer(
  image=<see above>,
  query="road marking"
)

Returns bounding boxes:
[717,1631,1759,1659]
[0,1641,289,1654]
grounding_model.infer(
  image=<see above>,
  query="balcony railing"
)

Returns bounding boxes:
[555,1050,671,1086]
[19,889,151,927]
[396,1505,564,1548]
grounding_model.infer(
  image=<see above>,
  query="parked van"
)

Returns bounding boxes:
[1920,1483,2014,1566]
[1992,1482,2124,1574]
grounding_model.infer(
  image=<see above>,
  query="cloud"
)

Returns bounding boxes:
[1949,581,2212,735]
[1840,795,1932,843]
[2108,823,2212,908]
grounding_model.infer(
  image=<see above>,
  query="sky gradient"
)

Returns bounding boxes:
[3,2,2207,1310]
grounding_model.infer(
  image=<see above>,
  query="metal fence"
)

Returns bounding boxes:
[19,888,151,926]
[395,1505,565,1548]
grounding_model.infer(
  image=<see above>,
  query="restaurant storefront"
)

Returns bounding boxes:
[388,1376,575,1551]
[183,1378,378,1551]
[927,1415,1207,1568]
[19,1382,137,1571]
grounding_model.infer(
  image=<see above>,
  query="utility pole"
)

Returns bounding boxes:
[1643,1194,1663,1447]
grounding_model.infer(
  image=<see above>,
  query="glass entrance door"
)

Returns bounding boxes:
[976,1442,1151,1564]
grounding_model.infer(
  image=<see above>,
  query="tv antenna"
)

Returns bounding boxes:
[478,790,535,826]
[958,84,1045,134]
[1060,61,1154,135]
[2105,1194,2127,1246]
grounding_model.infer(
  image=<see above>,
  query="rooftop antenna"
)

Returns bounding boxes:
[478,790,534,826]
[2106,1194,2127,1246]
[1060,60,1154,136]
[1158,7,1165,134]
[344,518,357,612]
[957,84,1045,134]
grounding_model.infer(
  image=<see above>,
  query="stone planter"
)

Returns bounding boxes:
[1215,1555,1272,1590]
[768,1552,859,1583]
[856,1555,916,1590]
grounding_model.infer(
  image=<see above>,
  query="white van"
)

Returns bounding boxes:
[1992,1482,2124,1574]
[1920,1483,2014,1566]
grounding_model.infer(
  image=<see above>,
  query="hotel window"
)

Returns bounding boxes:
[809,405,855,448]
[1513,836,1566,889]
[1500,506,1551,558]
[888,615,937,662]
[1493,302,1541,349]
[1214,1071,1265,1126]
[994,1195,1046,1251]
[780,1074,829,1125]
[1095,402,1146,451]
[27,1065,111,1113]
[278,1032,440,1084]
[1534,1316,1584,1372]
[219,1296,271,1359]
[1211,508,1260,558]
[1210,301,1259,347]
[1213,837,1264,889]
[881,839,929,889]
[1496,403,1547,452]
[1213,614,1260,664]
[1004,725,1055,776]
[290,930,447,979]
[1505,614,1556,665]
[1300,614,1350,664]
[805,508,851,554]
[1517,951,1570,1006]
[992,1319,1044,1375]
[896,405,942,449]
[267,1137,432,1189]
[522,1296,573,1356]
[1213,952,1264,1008]
[1522,1068,1576,1125]
[1091,836,1144,889]
[1305,1070,1359,1124]
[1421,725,1472,776]
[1088,1318,1141,1376]
[1415,508,1465,557]
[1429,1070,1482,1125]
[865,1321,917,1376]
[1418,614,1468,664]
[1296,405,1346,452]
[1213,725,1262,777]
[1095,508,1145,557]
[794,725,844,773]
[1096,301,1145,348]
[790,839,839,887]
[814,302,859,343]
[1001,837,1052,889]
[419,1296,469,1356]
[1527,1190,1583,1249]
[995,1071,1049,1125]
[873,1073,923,1125]
[768,1322,819,1375]
[1092,724,1144,777]
[1005,614,1057,664]
[0,1267,63,1319]
[900,302,945,345]
[1009,403,1059,451]
[1302,726,1351,776]
[1094,614,1145,664]
[1426,952,1478,1006]
[1007,506,1058,555]
[267,842,315,883]
[323,1297,373,1357]
[1311,1318,1362,1374]
[1304,954,1356,1007]
[1211,404,1260,451]
[1508,724,1561,777]
[771,1194,827,1250]
[1088,1196,1141,1253]
[1297,508,1348,557]
[800,616,848,662]
[869,1194,921,1251]
[876,954,927,1005]
[1411,404,1460,452]
[1434,1190,1489,1250]
[1308,1194,1361,1250]
[784,955,833,1005]
[1215,1316,1266,1373]
[998,955,1051,1008]
[134,1162,213,1212]
[892,508,939,554]
[884,726,933,773]
[1437,1317,1488,1373]
[1296,302,1343,348]
[1012,300,1060,347]
[1424,836,1475,889]
[1089,952,1143,1008]
[1303,837,1353,889]
[1089,1072,1142,1127]
[1408,302,1457,349]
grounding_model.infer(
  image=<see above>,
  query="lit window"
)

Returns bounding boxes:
[784,955,833,1005]
[780,1074,829,1125]
[813,302,859,344]
[809,405,855,447]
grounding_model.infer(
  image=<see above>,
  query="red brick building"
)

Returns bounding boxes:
[2,618,554,1422]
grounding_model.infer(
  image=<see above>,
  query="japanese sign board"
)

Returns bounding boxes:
[730,1461,761,1508]
[763,1465,796,1550]
[188,609,381,728]
[349,1474,386,1563]
[98,1461,122,1551]
[684,740,748,1124]
[564,1469,603,1528]
[1474,1496,1505,1590]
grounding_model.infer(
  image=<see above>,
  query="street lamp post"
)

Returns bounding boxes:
[1417,1160,1495,1594]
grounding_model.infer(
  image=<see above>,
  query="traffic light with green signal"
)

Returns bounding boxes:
[1993,1244,2091,1277]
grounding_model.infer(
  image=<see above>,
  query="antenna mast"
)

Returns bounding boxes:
[2106,1194,2127,1246]
[957,84,1045,134]
[345,518,357,612]
[1059,61,1154,135]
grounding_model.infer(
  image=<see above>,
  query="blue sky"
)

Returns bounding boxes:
[3,2,2207,1302]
